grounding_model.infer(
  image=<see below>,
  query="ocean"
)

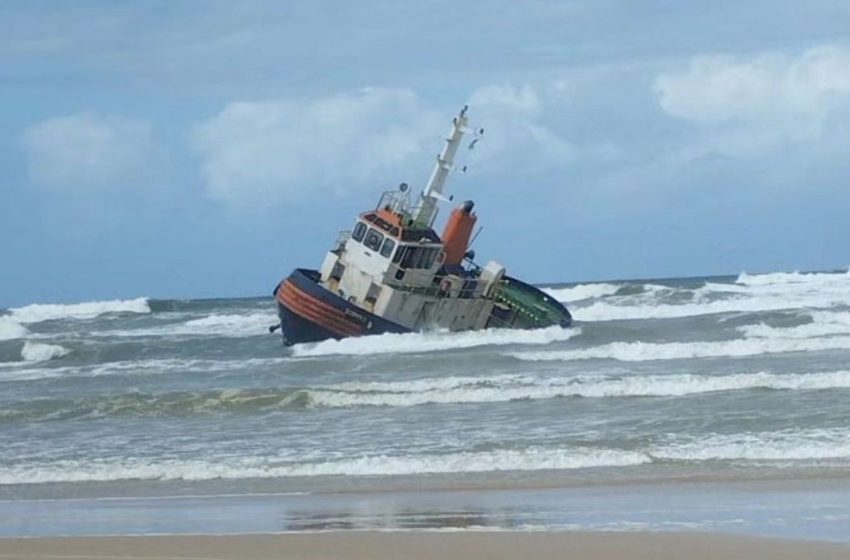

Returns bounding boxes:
[2,269,850,539]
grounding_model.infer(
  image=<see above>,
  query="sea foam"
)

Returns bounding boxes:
[738,311,850,340]
[0,316,28,341]
[0,357,290,383]
[292,326,580,358]
[6,425,849,484]
[571,269,850,322]
[737,269,850,287]
[652,428,850,462]
[20,341,71,362]
[510,336,850,362]
[99,313,278,338]
[10,370,849,418]
[308,370,850,408]
[544,283,621,302]
[0,446,650,484]
[9,297,151,323]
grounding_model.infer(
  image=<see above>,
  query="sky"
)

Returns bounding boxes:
[2,0,850,307]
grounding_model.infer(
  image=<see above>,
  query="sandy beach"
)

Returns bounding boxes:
[3,531,850,560]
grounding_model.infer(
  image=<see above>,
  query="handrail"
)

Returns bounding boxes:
[333,230,351,253]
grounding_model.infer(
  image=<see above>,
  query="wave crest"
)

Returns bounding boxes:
[97,313,277,338]
[0,446,650,484]
[544,283,621,302]
[569,269,850,322]
[20,341,71,362]
[653,428,850,462]
[0,316,28,341]
[10,297,150,323]
[737,270,850,286]
[510,336,850,362]
[292,326,579,358]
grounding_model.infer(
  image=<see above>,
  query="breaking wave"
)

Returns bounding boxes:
[10,369,850,421]
[0,357,289,383]
[739,311,850,339]
[0,316,28,341]
[510,336,850,362]
[20,341,71,363]
[737,270,850,287]
[9,297,151,323]
[310,370,850,408]
[292,326,580,358]
[569,269,850,322]
[652,428,850,462]
[544,283,621,302]
[0,387,309,422]
[98,313,277,338]
[342,369,850,402]
[6,425,850,484]
[0,446,650,484]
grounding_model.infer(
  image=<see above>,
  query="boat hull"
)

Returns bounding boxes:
[274,268,410,346]
[274,268,572,346]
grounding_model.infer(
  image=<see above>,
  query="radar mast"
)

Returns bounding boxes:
[414,106,470,227]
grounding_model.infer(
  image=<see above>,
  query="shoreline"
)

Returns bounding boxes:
[3,477,850,542]
[3,531,850,560]
[6,463,850,502]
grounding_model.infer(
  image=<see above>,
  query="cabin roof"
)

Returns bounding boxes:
[361,211,441,244]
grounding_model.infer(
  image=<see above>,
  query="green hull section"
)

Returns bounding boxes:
[488,276,572,329]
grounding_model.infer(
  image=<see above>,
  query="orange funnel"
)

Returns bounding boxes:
[441,201,477,266]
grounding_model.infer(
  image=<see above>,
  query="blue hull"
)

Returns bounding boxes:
[274,268,410,346]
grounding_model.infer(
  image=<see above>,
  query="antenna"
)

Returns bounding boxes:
[469,225,483,248]
[413,106,471,228]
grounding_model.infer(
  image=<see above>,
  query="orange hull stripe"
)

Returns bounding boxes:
[279,288,355,337]
[281,292,354,338]
[279,282,361,334]
[278,281,364,337]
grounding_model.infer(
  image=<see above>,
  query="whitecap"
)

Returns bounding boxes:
[20,341,71,362]
[308,370,850,408]
[509,336,850,362]
[98,312,277,338]
[738,311,850,339]
[544,283,621,302]
[0,357,290,382]
[0,446,649,484]
[10,297,150,323]
[653,427,850,462]
[574,269,850,322]
[0,316,28,341]
[736,269,850,287]
[292,326,580,358]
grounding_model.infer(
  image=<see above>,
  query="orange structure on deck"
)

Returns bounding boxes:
[441,201,477,266]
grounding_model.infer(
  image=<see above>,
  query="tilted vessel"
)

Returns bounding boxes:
[273,107,571,345]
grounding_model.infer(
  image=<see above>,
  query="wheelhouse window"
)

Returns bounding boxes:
[423,248,438,269]
[393,245,405,263]
[364,227,384,251]
[352,221,367,242]
[380,238,396,258]
[395,245,440,269]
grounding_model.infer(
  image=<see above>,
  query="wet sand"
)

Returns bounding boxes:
[2,532,850,560]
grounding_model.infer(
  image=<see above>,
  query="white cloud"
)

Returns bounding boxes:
[191,88,444,205]
[470,84,542,115]
[192,85,583,207]
[466,84,576,172]
[21,113,153,190]
[655,45,850,127]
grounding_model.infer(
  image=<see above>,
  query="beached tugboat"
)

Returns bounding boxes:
[273,106,571,345]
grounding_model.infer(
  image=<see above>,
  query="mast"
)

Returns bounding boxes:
[414,105,470,228]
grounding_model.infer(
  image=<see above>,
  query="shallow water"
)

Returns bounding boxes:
[2,269,850,529]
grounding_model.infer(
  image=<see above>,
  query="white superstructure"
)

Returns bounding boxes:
[316,106,502,331]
